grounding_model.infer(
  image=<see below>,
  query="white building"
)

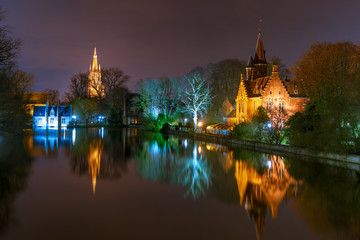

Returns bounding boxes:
[33,104,72,128]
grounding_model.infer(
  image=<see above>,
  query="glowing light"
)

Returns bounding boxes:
[72,128,76,144]
[198,146,202,153]
[267,123,272,128]
[72,115,77,119]
[184,139,188,148]
[198,122,203,127]
[267,160,272,169]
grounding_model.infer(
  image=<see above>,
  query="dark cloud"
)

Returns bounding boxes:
[2,0,360,96]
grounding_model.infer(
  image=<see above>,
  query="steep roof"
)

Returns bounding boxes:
[33,106,72,117]
[253,32,267,65]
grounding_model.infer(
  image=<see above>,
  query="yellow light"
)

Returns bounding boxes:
[198,121,203,127]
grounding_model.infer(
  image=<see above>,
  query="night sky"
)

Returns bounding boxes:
[2,0,360,96]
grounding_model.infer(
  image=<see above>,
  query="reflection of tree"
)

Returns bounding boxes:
[0,138,32,236]
[235,155,300,240]
[132,135,212,198]
[288,159,360,239]
[182,145,211,198]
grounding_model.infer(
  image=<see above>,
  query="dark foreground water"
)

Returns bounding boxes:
[0,128,359,240]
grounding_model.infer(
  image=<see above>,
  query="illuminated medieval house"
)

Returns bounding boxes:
[226,32,309,124]
[32,103,72,128]
[88,48,105,98]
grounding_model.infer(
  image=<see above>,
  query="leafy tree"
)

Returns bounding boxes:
[73,98,98,124]
[291,42,360,152]
[183,71,213,129]
[208,59,246,121]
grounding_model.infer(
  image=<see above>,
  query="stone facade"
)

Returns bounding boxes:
[226,33,309,124]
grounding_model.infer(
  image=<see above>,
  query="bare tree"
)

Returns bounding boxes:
[102,67,130,94]
[183,71,213,130]
[0,8,21,70]
[64,72,88,101]
[45,89,59,105]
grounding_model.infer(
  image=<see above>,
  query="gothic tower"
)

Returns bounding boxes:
[88,48,104,98]
[246,32,268,80]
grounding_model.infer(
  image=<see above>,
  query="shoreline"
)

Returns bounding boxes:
[167,129,360,170]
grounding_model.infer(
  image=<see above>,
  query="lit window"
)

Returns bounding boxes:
[38,118,42,123]
[267,102,271,112]
[50,118,54,124]
[279,102,284,113]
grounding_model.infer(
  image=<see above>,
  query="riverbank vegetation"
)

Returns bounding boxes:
[0,9,33,135]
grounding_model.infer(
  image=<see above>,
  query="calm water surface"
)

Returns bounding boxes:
[0,128,359,240]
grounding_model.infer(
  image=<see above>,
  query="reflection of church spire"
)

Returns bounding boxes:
[88,140,103,194]
[234,156,299,239]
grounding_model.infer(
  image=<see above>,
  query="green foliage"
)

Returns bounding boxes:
[252,106,269,123]
[207,59,246,122]
[73,98,99,124]
[232,107,270,141]
[0,70,33,135]
[290,42,360,153]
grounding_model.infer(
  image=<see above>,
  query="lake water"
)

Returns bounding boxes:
[0,128,359,240]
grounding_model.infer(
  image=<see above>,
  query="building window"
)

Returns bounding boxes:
[267,102,272,112]
[50,118,54,124]
[270,90,272,95]
[62,118,66,124]
[38,118,42,123]
[279,102,284,113]
[254,102,257,111]
[279,90,281,95]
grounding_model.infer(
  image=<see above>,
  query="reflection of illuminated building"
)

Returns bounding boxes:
[205,143,234,172]
[24,130,73,156]
[88,140,103,194]
[235,156,299,240]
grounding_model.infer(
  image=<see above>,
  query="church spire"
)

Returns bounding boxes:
[254,32,266,64]
[92,47,98,71]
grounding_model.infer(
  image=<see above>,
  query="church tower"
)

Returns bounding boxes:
[253,32,267,78]
[246,32,268,80]
[88,48,104,98]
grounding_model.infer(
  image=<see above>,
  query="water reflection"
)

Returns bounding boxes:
[0,130,359,239]
[69,129,131,194]
[235,156,300,239]
[0,138,32,236]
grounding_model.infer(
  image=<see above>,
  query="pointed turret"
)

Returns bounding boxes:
[246,55,255,80]
[252,32,268,78]
[254,32,266,64]
[247,55,254,67]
